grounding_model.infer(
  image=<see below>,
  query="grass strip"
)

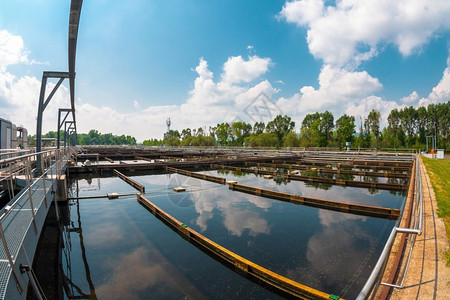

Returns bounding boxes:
[422,157,450,266]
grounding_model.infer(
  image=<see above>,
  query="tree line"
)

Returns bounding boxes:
[28,129,137,146]
[143,101,449,151]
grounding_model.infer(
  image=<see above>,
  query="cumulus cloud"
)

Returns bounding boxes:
[73,55,277,141]
[277,0,450,125]
[1,38,278,141]
[400,91,420,105]
[345,96,402,128]
[0,29,70,134]
[418,56,450,106]
[280,0,450,67]
[0,69,70,133]
[2,6,450,145]
[74,51,450,141]
[0,30,29,71]
[276,64,382,120]
[221,55,271,84]
[96,246,206,299]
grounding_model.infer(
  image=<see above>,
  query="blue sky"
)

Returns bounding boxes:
[1,0,449,141]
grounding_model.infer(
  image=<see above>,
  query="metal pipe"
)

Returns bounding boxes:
[356,227,397,299]
[0,149,54,165]
[0,150,32,156]
[357,155,424,298]
[395,228,421,234]
[378,156,424,290]
[382,232,417,289]
[20,265,44,300]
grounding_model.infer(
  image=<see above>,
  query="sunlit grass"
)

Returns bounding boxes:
[422,156,450,266]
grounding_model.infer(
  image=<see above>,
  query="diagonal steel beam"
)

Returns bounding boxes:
[57,109,73,149]
[43,77,65,110]
[36,72,69,173]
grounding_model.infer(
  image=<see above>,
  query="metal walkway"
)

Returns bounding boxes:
[0,150,69,300]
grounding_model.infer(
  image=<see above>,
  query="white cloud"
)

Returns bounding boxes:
[0,30,29,72]
[276,64,382,120]
[0,70,71,134]
[2,15,449,146]
[419,57,450,106]
[280,0,450,68]
[0,42,278,141]
[277,0,450,126]
[0,29,69,135]
[400,91,419,104]
[76,101,179,140]
[73,51,449,141]
[73,55,277,141]
[279,0,324,26]
[221,55,271,85]
[345,96,402,128]
[277,56,450,129]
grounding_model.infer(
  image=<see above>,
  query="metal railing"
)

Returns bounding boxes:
[0,147,73,298]
[356,154,423,299]
[0,149,33,161]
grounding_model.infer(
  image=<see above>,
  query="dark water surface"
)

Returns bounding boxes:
[63,171,405,299]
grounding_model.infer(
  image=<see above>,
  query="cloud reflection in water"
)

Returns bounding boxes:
[193,187,271,237]
[285,209,388,298]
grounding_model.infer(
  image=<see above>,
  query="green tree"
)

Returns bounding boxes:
[181,128,191,140]
[194,135,216,146]
[283,131,300,147]
[437,102,450,150]
[231,121,252,146]
[208,126,216,138]
[399,106,417,146]
[299,113,321,147]
[299,111,334,147]
[416,106,428,144]
[253,122,265,135]
[215,123,231,146]
[429,102,450,150]
[76,130,137,145]
[164,129,180,140]
[143,138,163,146]
[355,116,367,148]
[385,108,405,148]
[320,111,334,144]
[196,127,205,137]
[266,115,295,147]
[245,132,278,147]
[163,130,180,146]
[165,137,180,146]
[366,109,381,139]
[335,114,356,148]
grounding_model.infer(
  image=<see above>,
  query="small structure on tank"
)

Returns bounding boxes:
[346,141,351,151]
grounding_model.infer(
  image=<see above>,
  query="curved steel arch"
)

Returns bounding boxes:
[36,0,83,173]
[68,0,83,133]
